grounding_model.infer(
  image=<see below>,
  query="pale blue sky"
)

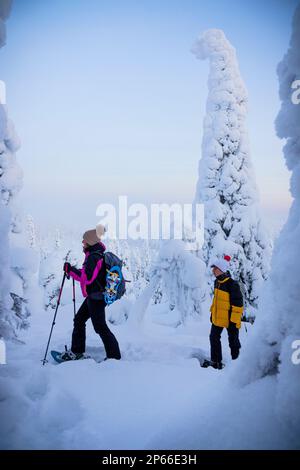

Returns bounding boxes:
[0,0,297,233]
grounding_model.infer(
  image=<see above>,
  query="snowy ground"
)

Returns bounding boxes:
[0,296,298,450]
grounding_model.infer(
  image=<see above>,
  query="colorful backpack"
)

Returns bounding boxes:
[102,252,126,305]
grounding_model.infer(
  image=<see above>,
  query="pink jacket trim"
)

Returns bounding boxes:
[70,242,106,297]
[80,258,103,297]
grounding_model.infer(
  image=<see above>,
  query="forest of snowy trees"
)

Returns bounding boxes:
[0,0,299,452]
[0,4,298,344]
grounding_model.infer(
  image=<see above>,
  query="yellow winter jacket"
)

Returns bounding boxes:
[210,274,244,329]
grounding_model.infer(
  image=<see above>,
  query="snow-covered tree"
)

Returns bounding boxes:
[0,1,12,338]
[0,1,36,338]
[0,0,11,46]
[39,230,80,310]
[152,279,164,305]
[192,29,271,318]
[39,247,63,311]
[151,240,206,324]
[26,214,38,249]
[235,5,300,434]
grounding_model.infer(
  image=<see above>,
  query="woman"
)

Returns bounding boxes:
[61,225,121,361]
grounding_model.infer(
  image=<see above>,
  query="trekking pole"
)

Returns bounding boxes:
[72,277,76,319]
[41,273,66,365]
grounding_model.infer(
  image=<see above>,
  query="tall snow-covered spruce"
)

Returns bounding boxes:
[0,0,14,338]
[0,1,38,338]
[192,29,271,318]
[236,5,300,433]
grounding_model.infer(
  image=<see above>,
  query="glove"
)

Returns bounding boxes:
[63,262,71,279]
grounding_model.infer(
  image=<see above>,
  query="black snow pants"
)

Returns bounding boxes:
[210,322,241,363]
[71,297,121,360]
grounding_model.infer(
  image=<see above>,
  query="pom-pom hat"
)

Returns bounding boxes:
[83,224,106,246]
[211,255,231,273]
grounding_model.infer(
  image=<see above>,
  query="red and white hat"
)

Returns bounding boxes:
[211,255,231,273]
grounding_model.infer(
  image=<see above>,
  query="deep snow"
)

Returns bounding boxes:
[0,295,298,450]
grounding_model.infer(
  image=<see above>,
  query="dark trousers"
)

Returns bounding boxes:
[210,322,241,363]
[71,298,121,359]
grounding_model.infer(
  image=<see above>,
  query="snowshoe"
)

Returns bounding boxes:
[51,348,91,364]
[201,359,225,370]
